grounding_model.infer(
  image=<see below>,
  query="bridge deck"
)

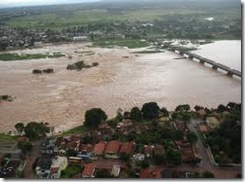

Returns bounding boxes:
[170,48,241,77]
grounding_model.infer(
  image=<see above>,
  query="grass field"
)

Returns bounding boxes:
[0,133,16,141]
[0,52,65,61]
[61,125,87,136]
[93,39,149,48]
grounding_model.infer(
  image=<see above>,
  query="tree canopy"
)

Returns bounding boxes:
[24,122,50,141]
[84,108,107,128]
[141,102,160,120]
[130,107,142,122]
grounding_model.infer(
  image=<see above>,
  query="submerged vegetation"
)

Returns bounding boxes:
[66,60,99,71]
[0,52,65,61]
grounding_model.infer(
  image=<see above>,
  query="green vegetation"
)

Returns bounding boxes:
[24,122,50,141]
[84,108,108,128]
[0,52,65,61]
[0,133,16,141]
[93,39,149,49]
[133,50,164,54]
[141,102,160,120]
[95,169,113,178]
[206,102,241,164]
[62,125,87,136]
[200,171,215,178]
[60,164,83,178]
[66,60,98,71]
[0,95,13,101]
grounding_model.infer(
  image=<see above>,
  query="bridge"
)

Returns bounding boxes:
[169,47,241,78]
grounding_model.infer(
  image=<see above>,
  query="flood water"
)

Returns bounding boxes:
[84,41,241,115]
[0,40,241,133]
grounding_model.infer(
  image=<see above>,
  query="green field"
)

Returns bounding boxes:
[93,39,149,48]
[61,125,87,136]
[0,52,65,61]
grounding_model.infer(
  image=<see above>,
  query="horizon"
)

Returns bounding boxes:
[0,0,101,8]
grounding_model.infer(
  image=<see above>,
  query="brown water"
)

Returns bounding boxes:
[0,41,241,133]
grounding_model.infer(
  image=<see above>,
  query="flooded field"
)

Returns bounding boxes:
[0,42,241,133]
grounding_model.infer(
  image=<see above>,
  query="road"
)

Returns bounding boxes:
[186,119,241,178]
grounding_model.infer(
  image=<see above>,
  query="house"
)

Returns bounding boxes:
[175,140,196,163]
[68,156,83,165]
[161,169,184,178]
[34,41,43,48]
[105,140,121,159]
[111,165,121,177]
[144,145,154,158]
[73,36,88,41]
[199,123,210,133]
[35,157,52,178]
[77,151,91,160]
[50,156,68,178]
[154,144,165,156]
[91,141,106,160]
[82,163,95,178]
[43,137,56,154]
[119,142,135,155]
[185,171,199,178]
[139,168,162,178]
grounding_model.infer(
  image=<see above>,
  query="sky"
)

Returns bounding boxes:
[0,0,101,8]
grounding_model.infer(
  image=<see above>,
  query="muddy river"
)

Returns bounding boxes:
[0,41,241,133]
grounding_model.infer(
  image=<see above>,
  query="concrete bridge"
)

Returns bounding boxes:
[169,48,241,78]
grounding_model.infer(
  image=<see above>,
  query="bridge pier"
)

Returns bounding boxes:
[199,60,205,64]
[189,56,194,60]
[212,65,217,70]
[179,52,184,56]
[227,71,233,77]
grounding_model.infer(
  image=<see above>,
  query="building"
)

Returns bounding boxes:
[139,168,162,178]
[50,156,68,178]
[144,145,154,158]
[111,165,121,177]
[133,153,145,161]
[119,142,135,155]
[82,163,95,178]
[104,140,121,159]
[73,36,88,41]
[2,159,23,178]
[91,141,106,160]
[35,157,52,178]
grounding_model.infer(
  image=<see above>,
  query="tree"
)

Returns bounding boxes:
[175,104,190,112]
[140,160,149,169]
[165,148,182,165]
[130,107,142,122]
[66,148,78,157]
[141,102,160,120]
[84,108,107,128]
[95,169,113,178]
[24,122,50,141]
[201,171,215,178]
[217,104,226,113]
[160,107,169,117]
[187,131,198,144]
[120,152,131,161]
[15,123,25,133]
[18,141,33,154]
[194,105,203,111]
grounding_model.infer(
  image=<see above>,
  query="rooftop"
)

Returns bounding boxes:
[36,157,52,171]
[82,163,95,177]
[93,141,106,155]
[105,140,121,154]
[140,168,162,178]
[120,142,134,154]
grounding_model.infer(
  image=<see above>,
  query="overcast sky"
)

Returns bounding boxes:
[0,0,101,8]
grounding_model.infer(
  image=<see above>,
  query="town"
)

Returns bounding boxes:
[0,101,241,178]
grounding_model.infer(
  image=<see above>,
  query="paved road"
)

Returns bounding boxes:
[186,119,241,178]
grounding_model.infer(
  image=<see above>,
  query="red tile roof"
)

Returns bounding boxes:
[105,140,121,154]
[93,141,106,155]
[82,163,95,177]
[120,142,134,154]
[144,145,154,155]
[140,168,162,178]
